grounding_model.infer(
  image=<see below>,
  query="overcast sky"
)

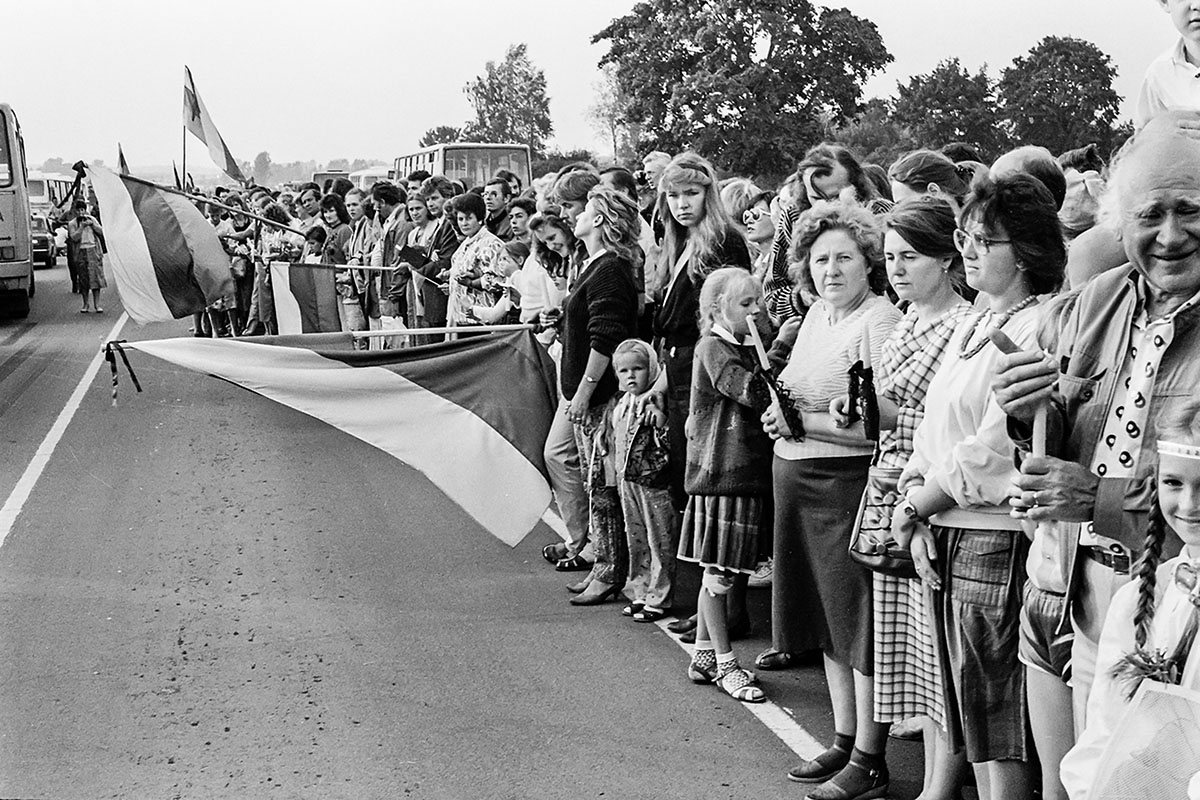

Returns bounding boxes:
[2,0,1175,171]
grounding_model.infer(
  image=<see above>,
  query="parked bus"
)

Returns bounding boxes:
[393,143,531,191]
[310,170,348,194]
[27,170,74,219]
[349,166,392,190]
[0,103,34,318]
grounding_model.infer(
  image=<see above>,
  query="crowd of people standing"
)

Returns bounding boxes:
[178,105,1200,799]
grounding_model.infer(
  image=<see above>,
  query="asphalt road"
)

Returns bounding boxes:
[0,261,928,799]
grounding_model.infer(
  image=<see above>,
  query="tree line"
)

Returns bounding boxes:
[423,0,1130,183]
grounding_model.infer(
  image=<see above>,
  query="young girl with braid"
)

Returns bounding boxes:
[1060,399,1200,799]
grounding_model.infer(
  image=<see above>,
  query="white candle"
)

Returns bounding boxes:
[860,318,871,369]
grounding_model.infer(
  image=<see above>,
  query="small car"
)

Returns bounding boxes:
[30,213,56,268]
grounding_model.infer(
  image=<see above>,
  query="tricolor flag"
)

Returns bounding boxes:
[117,144,130,176]
[125,331,558,546]
[183,66,246,184]
[269,262,341,334]
[85,164,234,323]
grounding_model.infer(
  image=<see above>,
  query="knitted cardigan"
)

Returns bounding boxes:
[684,332,773,496]
[560,250,639,406]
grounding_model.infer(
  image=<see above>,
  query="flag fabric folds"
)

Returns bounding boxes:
[183,66,246,184]
[86,164,234,323]
[117,144,130,176]
[126,330,558,547]
[269,262,341,335]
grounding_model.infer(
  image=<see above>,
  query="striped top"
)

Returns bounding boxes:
[876,302,974,470]
[774,294,902,461]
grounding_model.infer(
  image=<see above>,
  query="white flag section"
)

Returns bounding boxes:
[268,263,303,335]
[126,337,553,547]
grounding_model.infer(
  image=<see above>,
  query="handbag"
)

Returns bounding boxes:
[848,464,918,580]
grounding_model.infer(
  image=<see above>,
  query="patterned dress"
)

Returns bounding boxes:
[872,301,972,727]
[447,227,506,327]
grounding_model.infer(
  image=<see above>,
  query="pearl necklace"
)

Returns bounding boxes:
[957,294,1039,360]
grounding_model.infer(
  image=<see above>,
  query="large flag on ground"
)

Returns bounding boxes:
[183,66,246,184]
[125,330,558,546]
[86,164,234,323]
[269,262,341,334]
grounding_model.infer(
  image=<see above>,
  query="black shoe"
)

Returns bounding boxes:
[554,554,592,572]
[804,751,889,800]
[667,615,696,634]
[787,742,852,784]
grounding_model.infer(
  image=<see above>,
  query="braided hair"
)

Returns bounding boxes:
[1112,399,1200,698]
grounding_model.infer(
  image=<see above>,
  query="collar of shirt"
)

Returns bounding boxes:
[580,248,609,272]
[1132,275,1200,330]
[1171,38,1200,72]
[711,322,749,346]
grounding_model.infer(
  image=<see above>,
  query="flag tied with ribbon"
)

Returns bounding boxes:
[124,330,558,547]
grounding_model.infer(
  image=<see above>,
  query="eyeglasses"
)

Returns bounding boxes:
[743,207,767,225]
[953,228,1012,254]
[1175,560,1200,607]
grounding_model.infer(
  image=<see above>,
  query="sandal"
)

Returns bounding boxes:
[755,649,795,670]
[716,666,765,703]
[554,554,592,572]
[633,607,668,623]
[621,603,644,617]
[542,542,568,564]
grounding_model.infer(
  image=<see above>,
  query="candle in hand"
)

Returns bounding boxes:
[860,317,872,369]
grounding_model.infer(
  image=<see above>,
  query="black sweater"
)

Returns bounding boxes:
[653,231,751,351]
[560,251,639,406]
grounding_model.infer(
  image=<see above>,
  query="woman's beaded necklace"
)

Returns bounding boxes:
[957,294,1038,360]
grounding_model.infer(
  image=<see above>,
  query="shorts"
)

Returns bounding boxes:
[1019,583,1073,682]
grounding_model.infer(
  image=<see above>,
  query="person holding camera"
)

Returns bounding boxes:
[67,200,106,313]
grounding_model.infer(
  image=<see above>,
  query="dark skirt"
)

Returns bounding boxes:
[772,454,872,672]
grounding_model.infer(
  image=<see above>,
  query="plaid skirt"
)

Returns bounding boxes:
[677,494,767,574]
[872,572,946,728]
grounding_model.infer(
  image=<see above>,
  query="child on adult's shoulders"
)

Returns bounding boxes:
[1137,0,1200,129]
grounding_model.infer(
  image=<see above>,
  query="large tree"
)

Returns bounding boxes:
[892,58,1008,162]
[831,98,914,167]
[588,63,640,163]
[997,36,1123,154]
[463,44,553,156]
[419,125,463,147]
[593,0,891,178]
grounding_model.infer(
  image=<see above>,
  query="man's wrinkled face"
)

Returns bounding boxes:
[1119,130,1200,299]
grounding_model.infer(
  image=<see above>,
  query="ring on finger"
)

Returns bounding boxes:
[1029,490,1040,507]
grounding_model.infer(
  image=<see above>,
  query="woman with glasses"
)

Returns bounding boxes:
[742,191,776,275]
[892,174,1065,800]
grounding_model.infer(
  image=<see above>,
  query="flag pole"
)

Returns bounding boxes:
[350,324,535,339]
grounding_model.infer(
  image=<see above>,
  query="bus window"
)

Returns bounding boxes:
[0,113,11,187]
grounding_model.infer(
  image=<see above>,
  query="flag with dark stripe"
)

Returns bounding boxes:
[86,164,233,323]
[127,330,558,546]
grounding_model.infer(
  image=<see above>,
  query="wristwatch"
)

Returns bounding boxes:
[898,498,929,526]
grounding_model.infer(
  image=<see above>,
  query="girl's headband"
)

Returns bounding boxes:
[1159,440,1200,460]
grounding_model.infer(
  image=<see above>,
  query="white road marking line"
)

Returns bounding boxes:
[0,313,129,547]
[655,618,825,760]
